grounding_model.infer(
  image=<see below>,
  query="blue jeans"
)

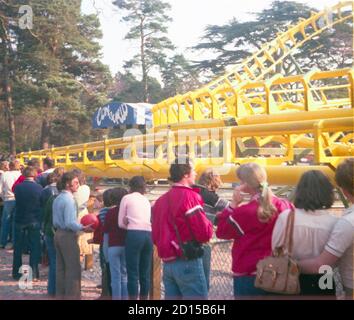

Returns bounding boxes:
[99,245,112,297]
[0,200,16,246]
[234,276,269,297]
[102,233,109,263]
[125,230,153,300]
[202,244,211,290]
[12,222,41,279]
[108,246,128,300]
[163,258,208,300]
[45,235,56,296]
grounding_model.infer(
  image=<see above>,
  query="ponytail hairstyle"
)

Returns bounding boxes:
[236,163,276,223]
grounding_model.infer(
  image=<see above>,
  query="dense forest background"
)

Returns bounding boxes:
[0,0,352,156]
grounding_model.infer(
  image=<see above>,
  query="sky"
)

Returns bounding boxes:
[81,0,343,76]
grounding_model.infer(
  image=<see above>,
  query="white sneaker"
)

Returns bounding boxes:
[5,242,13,250]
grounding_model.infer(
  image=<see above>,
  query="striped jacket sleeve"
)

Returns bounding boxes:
[183,194,213,243]
[216,206,246,240]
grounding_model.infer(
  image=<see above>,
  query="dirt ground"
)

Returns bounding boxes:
[0,246,101,300]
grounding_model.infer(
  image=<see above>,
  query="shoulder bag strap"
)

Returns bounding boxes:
[167,190,184,248]
[168,188,198,245]
[281,209,295,256]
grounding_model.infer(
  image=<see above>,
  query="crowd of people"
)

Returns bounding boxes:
[0,156,353,300]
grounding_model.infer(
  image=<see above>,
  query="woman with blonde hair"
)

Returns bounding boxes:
[216,163,293,297]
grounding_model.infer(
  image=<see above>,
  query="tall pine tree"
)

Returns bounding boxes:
[113,0,174,102]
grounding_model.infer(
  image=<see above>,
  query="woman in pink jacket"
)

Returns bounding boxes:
[216,163,293,297]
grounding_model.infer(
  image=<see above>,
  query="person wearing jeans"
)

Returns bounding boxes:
[108,246,128,299]
[124,230,153,299]
[163,258,208,299]
[119,177,152,300]
[0,160,21,248]
[152,158,213,299]
[43,194,58,296]
[195,169,230,290]
[0,200,16,248]
[12,166,43,280]
[41,171,62,296]
[104,187,129,300]
[45,234,56,295]
[13,222,41,280]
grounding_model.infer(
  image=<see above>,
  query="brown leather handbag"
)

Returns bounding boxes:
[254,210,300,294]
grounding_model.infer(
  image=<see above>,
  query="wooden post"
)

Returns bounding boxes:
[84,254,94,270]
[150,246,161,300]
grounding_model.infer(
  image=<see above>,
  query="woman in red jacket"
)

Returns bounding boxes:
[216,163,293,297]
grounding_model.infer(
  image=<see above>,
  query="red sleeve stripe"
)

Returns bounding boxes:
[185,205,204,216]
[228,216,245,236]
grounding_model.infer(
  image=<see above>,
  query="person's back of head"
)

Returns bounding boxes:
[129,176,146,194]
[27,159,41,171]
[102,189,113,207]
[43,157,55,171]
[23,166,37,179]
[47,172,60,185]
[335,158,354,199]
[198,169,222,192]
[236,163,276,223]
[169,157,194,185]
[9,159,21,171]
[110,187,128,207]
[294,170,334,211]
[54,167,65,177]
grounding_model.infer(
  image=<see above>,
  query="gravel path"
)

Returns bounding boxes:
[0,247,102,300]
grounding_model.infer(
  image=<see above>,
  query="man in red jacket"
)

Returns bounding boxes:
[152,157,213,300]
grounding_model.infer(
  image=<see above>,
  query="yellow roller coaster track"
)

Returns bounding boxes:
[17,1,354,186]
[152,1,354,127]
[152,68,354,129]
[17,115,354,184]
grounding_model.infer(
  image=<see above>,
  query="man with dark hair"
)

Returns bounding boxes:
[299,158,354,298]
[168,157,194,183]
[36,157,55,188]
[28,159,42,174]
[152,158,213,299]
[13,166,43,280]
[53,171,93,299]
[43,157,55,171]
